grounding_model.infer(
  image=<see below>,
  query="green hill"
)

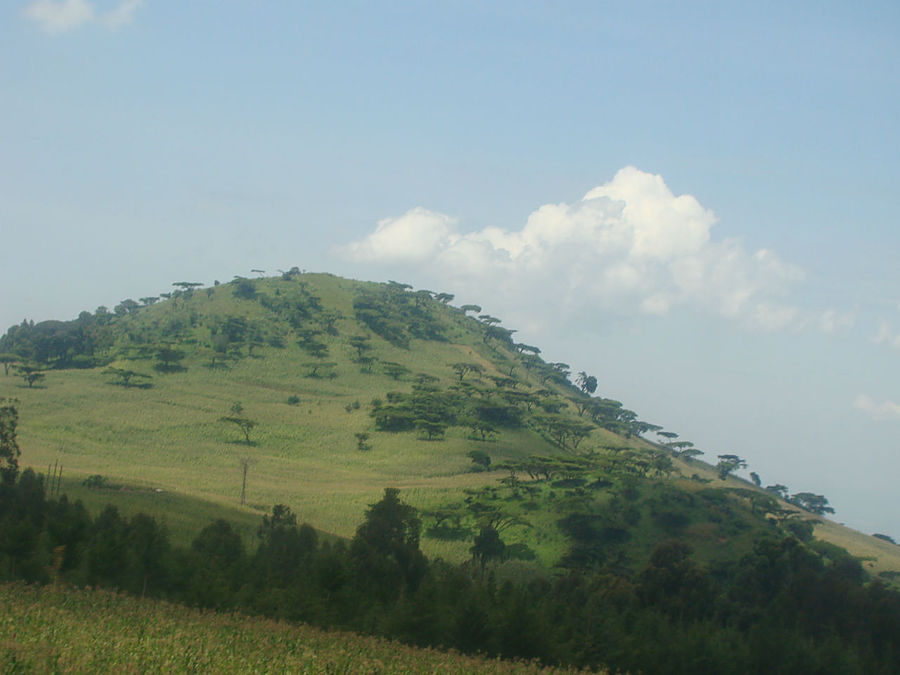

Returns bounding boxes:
[2,271,899,579]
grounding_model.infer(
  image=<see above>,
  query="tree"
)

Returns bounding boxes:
[451,362,483,382]
[471,525,506,571]
[0,354,18,376]
[17,365,44,388]
[415,418,446,440]
[220,402,257,445]
[679,448,704,462]
[355,432,371,451]
[750,471,762,487]
[467,449,491,470]
[790,492,835,515]
[104,367,151,388]
[351,488,427,595]
[155,345,186,373]
[382,361,410,381]
[575,371,598,395]
[0,399,20,484]
[347,335,373,362]
[460,304,482,315]
[716,454,747,480]
[766,484,790,499]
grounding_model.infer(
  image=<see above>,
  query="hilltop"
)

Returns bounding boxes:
[1,271,898,578]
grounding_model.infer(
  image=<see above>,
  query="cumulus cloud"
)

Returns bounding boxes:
[339,208,457,264]
[22,0,142,34]
[854,394,900,421]
[340,167,804,330]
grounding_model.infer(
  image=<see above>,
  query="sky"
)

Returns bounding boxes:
[3,1,900,537]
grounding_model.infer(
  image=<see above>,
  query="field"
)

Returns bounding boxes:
[0,582,601,674]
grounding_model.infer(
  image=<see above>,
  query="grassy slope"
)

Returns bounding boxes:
[0,582,600,674]
[3,272,899,576]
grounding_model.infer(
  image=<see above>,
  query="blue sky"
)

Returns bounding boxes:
[3,1,900,536]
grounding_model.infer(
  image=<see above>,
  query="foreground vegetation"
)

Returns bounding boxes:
[1,464,899,674]
[0,583,595,675]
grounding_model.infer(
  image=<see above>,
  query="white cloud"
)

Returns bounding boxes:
[23,0,94,34]
[339,207,456,263]
[854,394,900,421]
[22,0,143,34]
[340,167,804,330]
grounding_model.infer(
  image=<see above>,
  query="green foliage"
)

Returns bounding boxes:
[716,453,747,480]
[220,402,257,444]
[789,491,835,515]
[0,399,19,484]
[467,449,492,470]
[104,367,152,388]
[353,283,448,348]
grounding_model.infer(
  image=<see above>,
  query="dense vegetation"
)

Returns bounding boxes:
[2,459,899,673]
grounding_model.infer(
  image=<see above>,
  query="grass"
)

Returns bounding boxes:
[3,272,898,575]
[0,582,602,674]
[0,275,567,562]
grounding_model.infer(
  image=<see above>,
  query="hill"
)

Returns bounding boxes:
[1,271,899,579]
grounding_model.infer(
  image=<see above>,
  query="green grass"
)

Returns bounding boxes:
[50,476,265,549]
[0,582,601,674]
[0,275,568,561]
[4,272,899,575]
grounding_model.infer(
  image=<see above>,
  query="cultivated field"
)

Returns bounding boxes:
[0,582,602,674]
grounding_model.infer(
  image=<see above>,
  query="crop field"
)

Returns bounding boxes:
[0,583,602,674]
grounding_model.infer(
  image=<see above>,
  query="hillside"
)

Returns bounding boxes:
[1,271,899,579]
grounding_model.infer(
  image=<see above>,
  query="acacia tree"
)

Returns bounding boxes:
[716,454,747,480]
[17,364,44,388]
[575,371,598,395]
[790,492,835,515]
[220,402,257,445]
[382,361,410,381]
[104,367,151,388]
[451,362,483,382]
